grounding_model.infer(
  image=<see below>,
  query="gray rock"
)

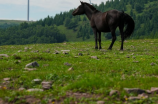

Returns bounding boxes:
[109,90,119,96]
[91,56,98,59]
[68,67,74,71]
[151,62,156,66]
[27,88,43,92]
[3,78,10,81]
[128,96,141,100]
[97,101,105,104]
[64,62,71,66]
[25,61,39,68]
[32,79,42,84]
[78,53,83,56]
[124,88,146,94]
[0,54,9,58]
[19,87,26,91]
[149,87,158,94]
[41,81,53,90]
[24,68,37,71]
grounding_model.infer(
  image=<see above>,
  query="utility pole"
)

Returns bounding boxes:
[27,0,29,21]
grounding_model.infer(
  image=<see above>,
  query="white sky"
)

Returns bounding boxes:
[0,0,107,21]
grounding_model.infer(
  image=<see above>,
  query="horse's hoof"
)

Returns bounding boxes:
[95,47,98,49]
[108,48,112,50]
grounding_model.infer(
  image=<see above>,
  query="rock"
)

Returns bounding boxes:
[133,61,139,63]
[24,68,37,71]
[151,62,156,66]
[91,56,98,59]
[109,90,119,96]
[61,50,70,54]
[19,87,26,91]
[25,61,39,68]
[41,81,53,90]
[0,54,9,58]
[128,96,141,100]
[138,93,148,99]
[149,87,158,94]
[18,50,22,52]
[27,88,43,92]
[3,78,10,81]
[64,62,71,66]
[32,79,42,84]
[124,88,146,94]
[68,67,74,71]
[78,53,83,56]
[54,51,60,54]
[31,50,39,53]
[97,101,105,104]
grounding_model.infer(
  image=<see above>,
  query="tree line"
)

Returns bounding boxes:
[0,0,158,45]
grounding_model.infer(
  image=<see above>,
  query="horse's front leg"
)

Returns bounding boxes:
[93,28,98,49]
[98,32,102,49]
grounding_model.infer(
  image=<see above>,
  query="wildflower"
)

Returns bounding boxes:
[52,101,55,104]
[125,97,128,101]
[2,87,7,90]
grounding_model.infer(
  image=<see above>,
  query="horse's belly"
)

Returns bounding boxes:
[97,25,110,32]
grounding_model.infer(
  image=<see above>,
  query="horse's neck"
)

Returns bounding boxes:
[84,5,94,20]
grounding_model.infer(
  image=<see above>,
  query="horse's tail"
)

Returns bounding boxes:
[122,13,135,39]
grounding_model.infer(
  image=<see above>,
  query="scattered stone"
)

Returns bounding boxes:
[0,54,9,58]
[41,81,53,90]
[64,62,71,66]
[132,56,136,59]
[43,49,50,53]
[61,50,70,54]
[151,62,156,66]
[68,67,74,71]
[24,47,29,50]
[19,87,26,91]
[24,68,37,71]
[124,88,146,94]
[31,50,39,53]
[78,53,83,56]
[133,61,139,63]
[25,61,39,68]
[128,96,141,100]
[97,101,105,104]
[3,78,10,81]
[100,49,107,52]
[32,79,42,84]
[149,87,158,94]
[138,93,148,99]
[109,90,119,97]
[18,50,22,52]
[27,88,43,92]
[54,51,60,54]
[126,56,130,58]
[91,56,98,59]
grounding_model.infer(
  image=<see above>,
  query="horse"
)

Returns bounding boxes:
[72,1,135,50]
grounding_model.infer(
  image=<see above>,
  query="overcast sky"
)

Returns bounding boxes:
[0,0,107,21]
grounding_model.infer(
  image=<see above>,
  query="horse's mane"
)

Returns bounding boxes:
[83,2,99,12]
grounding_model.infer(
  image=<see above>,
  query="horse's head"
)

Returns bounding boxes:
[72,1,85,16]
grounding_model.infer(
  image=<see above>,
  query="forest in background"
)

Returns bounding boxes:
[0,0,158,45]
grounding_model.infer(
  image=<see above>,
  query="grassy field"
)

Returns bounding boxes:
[0,39,158,104]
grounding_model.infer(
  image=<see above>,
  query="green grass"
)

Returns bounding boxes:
[0,39,158,103]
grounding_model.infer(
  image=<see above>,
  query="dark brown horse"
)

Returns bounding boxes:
[72,1,135,50]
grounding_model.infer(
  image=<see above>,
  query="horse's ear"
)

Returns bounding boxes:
[80,1,84,5]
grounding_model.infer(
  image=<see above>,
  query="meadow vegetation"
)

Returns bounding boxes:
[0,39,158,103]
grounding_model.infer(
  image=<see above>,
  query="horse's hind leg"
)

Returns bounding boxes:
[98,32,102,49]
[108,29,116,50]
[93,28,98,49]
[119,25,124,50]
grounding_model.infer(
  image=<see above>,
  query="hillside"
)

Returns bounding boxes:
[0,20,34,29]
[0,0,158,45]
[1,39,158,103]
